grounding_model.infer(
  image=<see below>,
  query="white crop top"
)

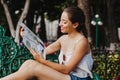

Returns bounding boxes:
[58,36,94,78]
[58,50,93,78]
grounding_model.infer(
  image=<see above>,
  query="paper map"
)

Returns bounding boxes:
[18,22,46,59]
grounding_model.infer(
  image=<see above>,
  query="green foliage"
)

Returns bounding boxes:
[92,49,120,79]
[92,72,100,80]
[0,25,58,77]
[0,26,33,77]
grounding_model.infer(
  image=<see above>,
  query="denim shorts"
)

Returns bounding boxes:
[70,74,92,80]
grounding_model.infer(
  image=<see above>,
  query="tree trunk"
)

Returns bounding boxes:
[107,0,118,47]
[77,0,92,43]
[1,0,15,38]
[15,0,30,45]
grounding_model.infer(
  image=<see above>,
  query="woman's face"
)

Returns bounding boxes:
[59,11,75,33]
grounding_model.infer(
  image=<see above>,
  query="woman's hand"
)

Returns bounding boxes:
[29,48,44,63]
[20,27,24,38]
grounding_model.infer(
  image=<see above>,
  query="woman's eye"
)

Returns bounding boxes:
[60,19,67,24]
[63,21,67,24]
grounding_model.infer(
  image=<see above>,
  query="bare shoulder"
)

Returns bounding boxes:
[75,36,90,52]
[57,34,68,42]
[80,37,88,44]
[79,36,88,43]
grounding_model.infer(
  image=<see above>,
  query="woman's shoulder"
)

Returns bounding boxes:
[56,35,68,45]
[58,34,68,40]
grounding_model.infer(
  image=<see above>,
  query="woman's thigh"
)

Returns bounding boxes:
[21,60,70,80]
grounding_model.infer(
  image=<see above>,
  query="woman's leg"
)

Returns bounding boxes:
[0,60,38,80]
[0,59,70,80]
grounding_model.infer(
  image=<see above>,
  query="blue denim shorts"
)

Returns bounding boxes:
[70,74,92,80]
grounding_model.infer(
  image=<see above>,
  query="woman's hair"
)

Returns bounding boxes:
[64,6,88,38]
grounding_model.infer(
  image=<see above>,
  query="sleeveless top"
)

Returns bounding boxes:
[58,36,94,78]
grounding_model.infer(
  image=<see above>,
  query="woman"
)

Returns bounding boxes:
[0,6,93,80]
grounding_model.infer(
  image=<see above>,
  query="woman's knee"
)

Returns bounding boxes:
[19,59,38,70]
[23,59,36,65]
[18,59,45,77]
[19,59,44,70]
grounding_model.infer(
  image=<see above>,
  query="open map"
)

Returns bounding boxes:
[18,22,46,59]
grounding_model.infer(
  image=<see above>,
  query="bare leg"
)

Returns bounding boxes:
[0,59,70,80]
[0,60,38,80]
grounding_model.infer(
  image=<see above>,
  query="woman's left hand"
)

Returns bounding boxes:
[20,27,24,38]
[29,48,44,62]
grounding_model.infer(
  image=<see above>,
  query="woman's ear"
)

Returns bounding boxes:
[73,22,79,28]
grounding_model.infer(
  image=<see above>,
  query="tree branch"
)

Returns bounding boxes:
[15,0,30,45]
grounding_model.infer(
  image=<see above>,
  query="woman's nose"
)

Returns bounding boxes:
[59,21,62,26]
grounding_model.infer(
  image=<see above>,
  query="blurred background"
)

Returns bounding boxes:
[0,0,120,80]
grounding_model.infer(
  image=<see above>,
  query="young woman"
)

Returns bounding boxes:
[0,6,93,80]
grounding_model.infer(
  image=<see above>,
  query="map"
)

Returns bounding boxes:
[18,22,46,59]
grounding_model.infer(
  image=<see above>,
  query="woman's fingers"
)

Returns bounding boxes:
[29,48,42,61]
[29,48,37,56]
[20,27,24,38]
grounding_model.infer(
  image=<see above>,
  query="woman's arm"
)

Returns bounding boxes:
[40,37,90,74]
[30,35,90,74]
[45,38,61,55]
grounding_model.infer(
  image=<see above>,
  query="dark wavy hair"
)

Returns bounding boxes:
[64,6,87,38]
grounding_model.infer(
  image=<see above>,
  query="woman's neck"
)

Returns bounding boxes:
[67,30,82,39]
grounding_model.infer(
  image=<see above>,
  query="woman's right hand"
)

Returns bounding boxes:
[29,48,44,62]
[20,27,24,38]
